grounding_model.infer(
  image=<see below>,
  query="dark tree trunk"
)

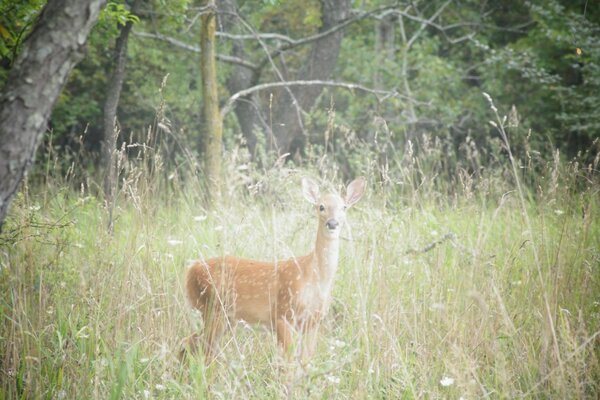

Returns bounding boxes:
[271,0,350,157]
[217,0,349,160]
[226,43,262,157]
[0,0,106,230]
[218,0,263,158]
[102,1,140,234]
[374,15,395,89]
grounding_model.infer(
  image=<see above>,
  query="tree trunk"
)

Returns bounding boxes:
[102,1,140,234]
[227,50,263,158]
[218,0,263,158]
[374,14,395,90]
[200,0,223,200]
[0,0,106,230]
[271,0,350,157]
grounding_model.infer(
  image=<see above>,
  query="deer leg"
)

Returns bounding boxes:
[299,316,321,363]
[301,326,319,363]
[276,318,295,360]
[200,305,225,363]
[179,309,224,364]
[180,332,201,362]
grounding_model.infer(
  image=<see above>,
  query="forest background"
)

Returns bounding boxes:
[2,0,599,179]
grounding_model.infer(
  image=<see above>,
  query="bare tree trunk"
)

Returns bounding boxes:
[102,1,140,234]
[271,0,350,157]
[0,0,106,230]
[218,0,263,158]
[200,0,223,200]
[374,14,395,90]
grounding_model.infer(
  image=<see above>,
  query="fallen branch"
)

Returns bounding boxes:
[404,232,457,255]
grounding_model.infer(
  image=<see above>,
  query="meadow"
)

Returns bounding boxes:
[1,125,599,399]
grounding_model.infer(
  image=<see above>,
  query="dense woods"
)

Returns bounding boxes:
[0,0,599,398]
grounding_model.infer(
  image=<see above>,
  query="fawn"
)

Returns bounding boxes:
[183,177,366,362]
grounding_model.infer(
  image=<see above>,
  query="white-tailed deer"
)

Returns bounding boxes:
[183,177,366,363]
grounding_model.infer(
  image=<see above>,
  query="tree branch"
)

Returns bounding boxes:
[376,3,479,46]
[254,2,401,72]
[406,0,451,49]
[217,31,296,43]
[133,30,258,70]
[404,232,457,255]
[221,80,425,118]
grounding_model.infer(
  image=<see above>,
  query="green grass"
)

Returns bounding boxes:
[1,144,599,399]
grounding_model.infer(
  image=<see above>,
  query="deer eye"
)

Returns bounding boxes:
[319,205,325,212]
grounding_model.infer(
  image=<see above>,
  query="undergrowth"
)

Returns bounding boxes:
[1,99,599,399]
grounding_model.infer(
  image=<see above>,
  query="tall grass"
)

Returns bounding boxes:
[1,99,599,399]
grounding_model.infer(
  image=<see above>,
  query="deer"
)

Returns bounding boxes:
[182,177,366,363]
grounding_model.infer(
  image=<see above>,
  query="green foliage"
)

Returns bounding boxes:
[482,0,600,151]
[243,0,321,34]
[48,25,113,157]
[0,0,45,82]
[101,1,141,26]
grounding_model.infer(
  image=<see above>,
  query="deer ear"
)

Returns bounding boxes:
[345,177,366,207]
[302,178,320,205]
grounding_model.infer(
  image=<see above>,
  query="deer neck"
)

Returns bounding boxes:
[312,228,340,289]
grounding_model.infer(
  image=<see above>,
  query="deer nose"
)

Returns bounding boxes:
[326,219,339,230]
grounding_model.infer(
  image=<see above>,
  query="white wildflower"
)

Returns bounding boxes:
[440,376,454,387]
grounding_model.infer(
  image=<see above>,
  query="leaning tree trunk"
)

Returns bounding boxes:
[0,0,106,230]
[271,0,350,157]
[200,0,223,201]
[102,1,140,234]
